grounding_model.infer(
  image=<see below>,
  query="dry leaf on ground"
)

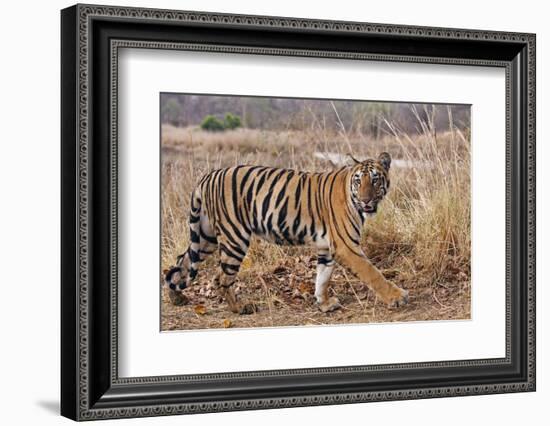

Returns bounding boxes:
[193,305,207,315]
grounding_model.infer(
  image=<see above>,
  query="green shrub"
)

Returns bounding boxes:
[224,113,242,130]
[200,115,225,132]
[200,113,242,132]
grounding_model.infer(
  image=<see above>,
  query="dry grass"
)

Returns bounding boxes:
[160,120,471,331]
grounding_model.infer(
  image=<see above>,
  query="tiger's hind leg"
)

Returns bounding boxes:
[214,237,257,315]
[314,249,340,313]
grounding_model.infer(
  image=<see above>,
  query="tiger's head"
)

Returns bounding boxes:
[349,152,391,216]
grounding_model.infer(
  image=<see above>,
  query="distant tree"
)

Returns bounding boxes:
[351,102,392,139]
[161,97,183,126]
[223,113,242,130]
[200,115,225,132]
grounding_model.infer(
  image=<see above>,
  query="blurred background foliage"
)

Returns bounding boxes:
[160,93,470,138]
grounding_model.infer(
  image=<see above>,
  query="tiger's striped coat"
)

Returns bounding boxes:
[165,152,408,314]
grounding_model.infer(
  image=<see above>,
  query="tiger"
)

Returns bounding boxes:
[164,152,408,314]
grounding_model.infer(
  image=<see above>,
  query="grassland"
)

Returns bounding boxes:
[160,121,471,331]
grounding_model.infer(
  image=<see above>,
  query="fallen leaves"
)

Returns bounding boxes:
[160,242,471,331]
[381,268,399,279]
[272,266,288,276]
[298,281,314,295]
[193,305,207,315]
[240,257,252,271]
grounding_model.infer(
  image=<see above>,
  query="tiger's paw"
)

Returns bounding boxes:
[384,286,409,308]
[318,297,341,313]
[238,302,258,315]
[168,290,189,306]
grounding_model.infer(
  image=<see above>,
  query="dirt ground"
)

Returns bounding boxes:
[160,245,471,331]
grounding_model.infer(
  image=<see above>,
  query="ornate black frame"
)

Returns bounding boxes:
[60,3,536,421]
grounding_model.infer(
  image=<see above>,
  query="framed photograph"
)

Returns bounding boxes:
[61,4,536,421]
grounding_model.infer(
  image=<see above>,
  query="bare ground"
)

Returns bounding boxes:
[160,244,471,331]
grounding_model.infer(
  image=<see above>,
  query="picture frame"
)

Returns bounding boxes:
[60,3,536,421]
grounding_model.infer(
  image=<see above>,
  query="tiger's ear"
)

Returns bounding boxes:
[378,152,391,171]
[347,153,361,164]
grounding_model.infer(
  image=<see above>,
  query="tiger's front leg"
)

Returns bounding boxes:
[335,246,408,308]
[314,249,341,313]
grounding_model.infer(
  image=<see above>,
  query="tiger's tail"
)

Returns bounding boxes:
[164,187,203,292]
[186,187,203,283]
